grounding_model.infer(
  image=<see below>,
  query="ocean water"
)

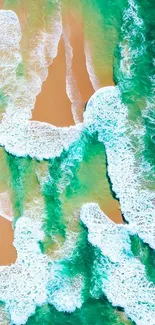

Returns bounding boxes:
[0,0,155,324]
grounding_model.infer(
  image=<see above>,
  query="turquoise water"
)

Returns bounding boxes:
[0,0,155,324]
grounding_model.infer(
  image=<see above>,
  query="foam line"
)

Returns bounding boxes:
[80,203,155,325]
[84,86,155,249]
[0,215,84,324]
[63,27,83,124]
[84,41,100,91]
[0,9,83,160]
[0,192,13,221]
[0,121,83,160]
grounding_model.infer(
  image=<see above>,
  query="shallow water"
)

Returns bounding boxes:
[0,0,154,324]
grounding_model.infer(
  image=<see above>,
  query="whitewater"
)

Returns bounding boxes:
[0,0,154,324]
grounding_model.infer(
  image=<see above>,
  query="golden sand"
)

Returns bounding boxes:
[32,36,74,127]
[0,216,17,266]
[67,12,94,105]
[32,11,95,126]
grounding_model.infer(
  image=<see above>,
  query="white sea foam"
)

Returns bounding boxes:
[0,120,83,160]
[0,305,10,325]
[80,203,155,325]
[2,6,62,123]
[24,196,45,223]
[120,0,146,83]
[0,197,154,325]
[84,41,100,91]
[0,206,85,325]
[0,10,84,317]
[0,9,82,160]
[0,10,21,52]
[80,203,131,263]
[0,214,84,324]
[63,27,83,124]
[0,217,48,325]
[47,269,83,312]
[0,192,13,221]
[118,0,146,97]
[28,4,62,87]
[120,44,131,77]
[84,86,155,249]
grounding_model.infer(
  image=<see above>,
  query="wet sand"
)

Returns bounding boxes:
[32,11,95,126]
[67,12,94,105]
[32,36,74,127]
[101,199,123,224]
[0,216,17,266]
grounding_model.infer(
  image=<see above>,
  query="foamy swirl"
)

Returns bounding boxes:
[84,86,155,249]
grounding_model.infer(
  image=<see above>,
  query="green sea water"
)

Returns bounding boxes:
[0,0,155,324]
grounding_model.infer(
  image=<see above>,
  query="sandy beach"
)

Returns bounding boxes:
[0,216,16,266]
[67,12,94,107]
[102,200,122,224]
[32,36,74,127]
[32,10,95,126]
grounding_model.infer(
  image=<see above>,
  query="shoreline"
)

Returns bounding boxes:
[31,10,95,127]
[0,5,123,268]
[0,216,17,266]
[32,35,74,127]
